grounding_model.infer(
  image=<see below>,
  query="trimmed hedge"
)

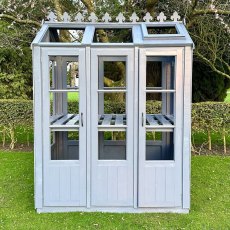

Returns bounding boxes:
[0,99,33,126]
[0,100,229,150]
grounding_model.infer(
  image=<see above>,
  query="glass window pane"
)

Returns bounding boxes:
[98,60,126,89]
[51,131,79,160]
[146,131,174,160]
[98,131,126,160]
[49,57,79,89]
[146,57,175,89]
[46,28,84,43]
[93,28,132,43]
[98,92,126,114]
[147,26,177,34]
[50,92,79,116]
[146,61,162,88]
[146,93,174,115]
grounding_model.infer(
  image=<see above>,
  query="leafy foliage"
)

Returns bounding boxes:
[0,47,32,99]
[192,61,230,102]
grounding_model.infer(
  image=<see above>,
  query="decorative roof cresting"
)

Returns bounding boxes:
[45,11,181,23]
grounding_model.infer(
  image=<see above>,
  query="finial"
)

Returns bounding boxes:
[75,12,84,22]
[130,12,139,23]
[143,12,153,23]
[88,12,98,23]
[116,12,125,23]
[62,12,70,22]
[171,11,181,22]
[157,12,166,22]
[102,12,112,23]
[47,11,57,22]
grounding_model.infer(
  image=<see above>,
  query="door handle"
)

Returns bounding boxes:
[81,112,83,127]
[142,112,144,127]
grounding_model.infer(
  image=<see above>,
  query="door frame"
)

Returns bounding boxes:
[90,48,135,207]
[138,47,184,207]
[41,47,87,206]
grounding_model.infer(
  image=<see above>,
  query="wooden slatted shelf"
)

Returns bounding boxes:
[146,114,174,131]
[50,114,80,131]
[50,113,174,132]
[98,114,127,131]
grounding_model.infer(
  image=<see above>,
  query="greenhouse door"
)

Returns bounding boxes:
[90,49,134,207]
[42,48,87,206]
[138,48,183,207]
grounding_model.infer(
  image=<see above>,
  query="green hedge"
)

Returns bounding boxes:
[0,99,33,127]
[0,100,229,149]
[0,100,229,130]
[192,102,230,132]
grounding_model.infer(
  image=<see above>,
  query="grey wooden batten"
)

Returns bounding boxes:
[32,11,193,213]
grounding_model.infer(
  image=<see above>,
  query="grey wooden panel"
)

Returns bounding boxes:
[117,166,128,202]
[82,25,94,44]
[92,166,108,205]
[173,48,183,207]
[155,167,166,202]
[92,165,132,206]
[139,165,176,207]
[33,46,43,209]
[165,167,175,203]
[182,47,193,209]
[44,165,83,206]
[133,46,139,209]
[108,167,118,201]
[86,46,91,208]
[70,166,80,202]
[60,167,71,201]
[44,167,60,204]
[141,167,156,206]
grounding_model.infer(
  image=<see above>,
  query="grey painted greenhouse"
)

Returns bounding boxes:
[32,11,194,213]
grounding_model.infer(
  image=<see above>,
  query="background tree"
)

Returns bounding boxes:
[0,0,229,101]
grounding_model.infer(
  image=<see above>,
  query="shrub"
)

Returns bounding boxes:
[0,100,33,149]
[192,102,230,153]
[0,100,229,152]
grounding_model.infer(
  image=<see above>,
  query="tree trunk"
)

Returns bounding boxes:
[223,127,226,154]
[2,127,6,147]
[53,0,71,42]
[146,0,158,16]
[208,130,212,151]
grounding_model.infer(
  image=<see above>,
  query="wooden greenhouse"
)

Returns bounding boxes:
[32,11,194,213]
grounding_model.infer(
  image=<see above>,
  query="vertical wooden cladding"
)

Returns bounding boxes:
[139,166,177,207]
[44,165,85,206]
[92,165,132,206]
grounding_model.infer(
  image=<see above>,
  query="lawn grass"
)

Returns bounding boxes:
[50,92,79,102]
[225,90,230,103]
[0,153,229,229]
